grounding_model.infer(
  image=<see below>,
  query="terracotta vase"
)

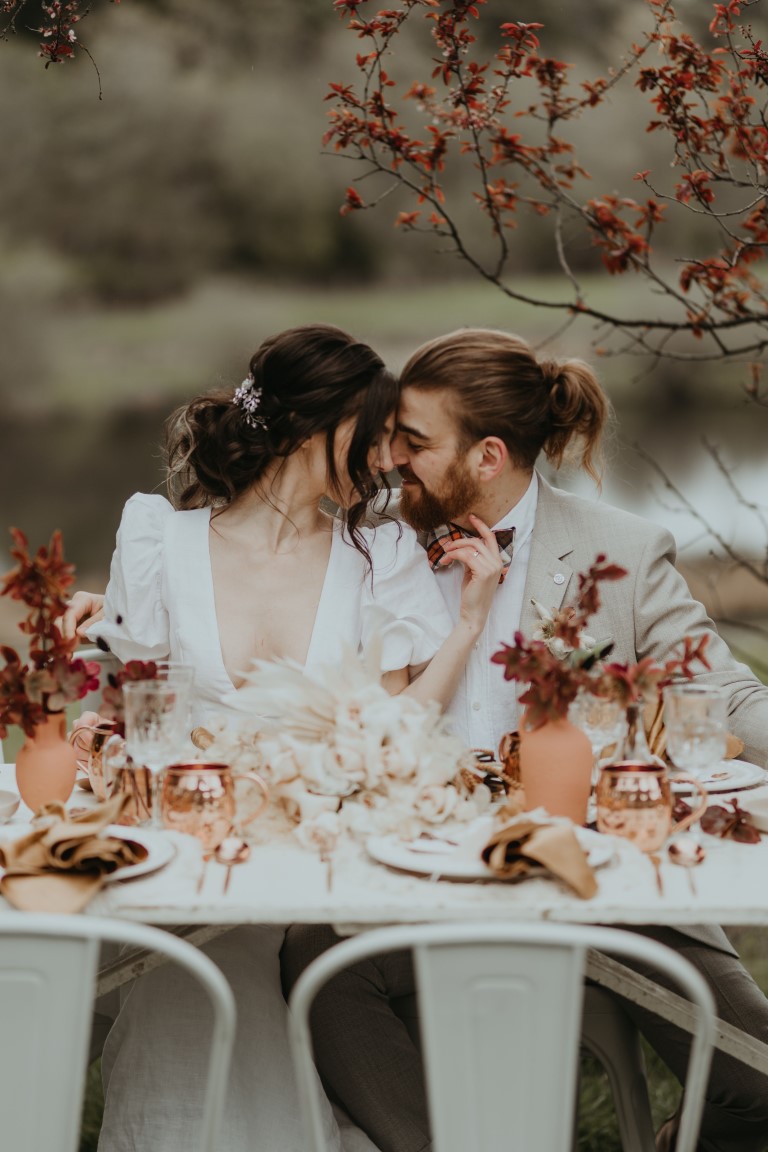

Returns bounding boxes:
[15,712,78,812]
[518,714,593,825]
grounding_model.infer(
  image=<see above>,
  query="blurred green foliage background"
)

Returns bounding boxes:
[1,0,765,669]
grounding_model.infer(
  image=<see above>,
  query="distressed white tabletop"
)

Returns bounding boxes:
[3,762,768,930]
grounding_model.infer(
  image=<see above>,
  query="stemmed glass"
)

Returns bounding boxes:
[153,662,195,758]
[570,690,628,824]
[123,679,192,828]
[663,683,726,854]
[569,689,628,779]
[663,683,727,779]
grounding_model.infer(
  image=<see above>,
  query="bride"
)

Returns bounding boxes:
[81,323,501,1152]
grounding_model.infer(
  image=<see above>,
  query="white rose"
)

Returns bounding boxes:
[413,783,459,824]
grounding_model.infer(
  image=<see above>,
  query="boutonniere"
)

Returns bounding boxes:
[529,598,612,667]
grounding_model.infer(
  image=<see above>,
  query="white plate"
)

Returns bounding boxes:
[0,789,20,823]
[669,759,767,794]
[102,825,177,883]
[366,826,613,882]
[0,823,175,884]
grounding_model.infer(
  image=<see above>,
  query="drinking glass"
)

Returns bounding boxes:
[123,680,191,827]
[569,690,627,781]
[153,662,195,756]
[663,683,727,778]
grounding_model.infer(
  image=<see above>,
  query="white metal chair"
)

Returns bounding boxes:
[289,922,715,1152]
[0,914,236,1152]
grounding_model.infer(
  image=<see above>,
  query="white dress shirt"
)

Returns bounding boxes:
[437,472,539,753]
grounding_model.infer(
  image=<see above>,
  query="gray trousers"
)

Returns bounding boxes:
[281,924,768,1152]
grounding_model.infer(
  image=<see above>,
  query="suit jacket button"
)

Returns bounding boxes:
[553,573,565,585]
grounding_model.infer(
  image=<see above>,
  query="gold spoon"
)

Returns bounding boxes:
[648,852,664,896]
[196,849,213,895]
[668,835,706,896]
[215,834,251,894]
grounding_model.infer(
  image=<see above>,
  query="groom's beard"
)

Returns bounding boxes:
[398,458,482,533]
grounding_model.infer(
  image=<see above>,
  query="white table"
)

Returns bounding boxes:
[4,762,768,928]
[3,762,768,1070]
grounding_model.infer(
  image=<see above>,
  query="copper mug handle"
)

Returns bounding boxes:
[669,774,709,835]
[233,771,270,827]
[68,722,116,770]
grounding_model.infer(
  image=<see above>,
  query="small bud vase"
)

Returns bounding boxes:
[518,714,593,825]
[15,712,78,812]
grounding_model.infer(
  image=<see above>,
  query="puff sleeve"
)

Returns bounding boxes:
[88,493,173,663]
[360,522,454,672]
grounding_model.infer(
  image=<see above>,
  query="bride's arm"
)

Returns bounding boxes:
[382,515,501,707]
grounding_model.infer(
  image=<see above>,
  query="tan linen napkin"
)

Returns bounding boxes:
[0,794,146,913]
[643,698,744,762]
[481,817,598,899]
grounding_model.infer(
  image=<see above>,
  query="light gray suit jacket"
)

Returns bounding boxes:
[523,477,768,772]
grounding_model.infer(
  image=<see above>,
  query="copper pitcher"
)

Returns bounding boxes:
[595,761,708,853]
[69,721,119,801]
[159,762,269,850]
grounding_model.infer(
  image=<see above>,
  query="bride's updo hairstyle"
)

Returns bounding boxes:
[166,324,398,551]
[399,328,611,484]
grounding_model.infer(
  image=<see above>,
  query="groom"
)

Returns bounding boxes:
[282,328,768,1152]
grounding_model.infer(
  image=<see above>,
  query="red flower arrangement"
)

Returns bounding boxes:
[491,554,711,729]
[0,528,101,738]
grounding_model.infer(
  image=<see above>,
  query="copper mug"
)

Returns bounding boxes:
[69,722,119,801]
[595,760,708,853]
[159,762,269,850]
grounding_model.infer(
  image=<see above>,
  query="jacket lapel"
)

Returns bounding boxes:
[520,476,576,635]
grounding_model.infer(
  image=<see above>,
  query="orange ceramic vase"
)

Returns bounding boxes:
[15,712,78,812]
[519,714,593,825]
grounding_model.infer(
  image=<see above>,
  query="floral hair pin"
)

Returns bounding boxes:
[233,374,268,430]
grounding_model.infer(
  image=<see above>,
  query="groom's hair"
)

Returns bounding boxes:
[400,328,610,484]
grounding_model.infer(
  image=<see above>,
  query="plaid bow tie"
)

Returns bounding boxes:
[426,524,516,584]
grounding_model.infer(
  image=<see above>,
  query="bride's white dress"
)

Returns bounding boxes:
[90,493,452,1152]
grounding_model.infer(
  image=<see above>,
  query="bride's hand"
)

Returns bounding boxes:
[60,591,106,640]
[437,514,503,630]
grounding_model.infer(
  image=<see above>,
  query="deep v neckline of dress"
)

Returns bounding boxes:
[203,510,341,692]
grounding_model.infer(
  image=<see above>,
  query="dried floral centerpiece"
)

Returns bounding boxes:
[203,641,490,868]
[0,529,101,808]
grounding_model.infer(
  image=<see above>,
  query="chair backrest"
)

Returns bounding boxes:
[288,921,715,1152]
[76,646,122,716]
[0,914,236,1152]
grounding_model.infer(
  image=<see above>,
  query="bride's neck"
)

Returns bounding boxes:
[216,459,329,552]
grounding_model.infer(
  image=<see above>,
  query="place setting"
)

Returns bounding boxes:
[0,793,177,914]
[366,808,611,898]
